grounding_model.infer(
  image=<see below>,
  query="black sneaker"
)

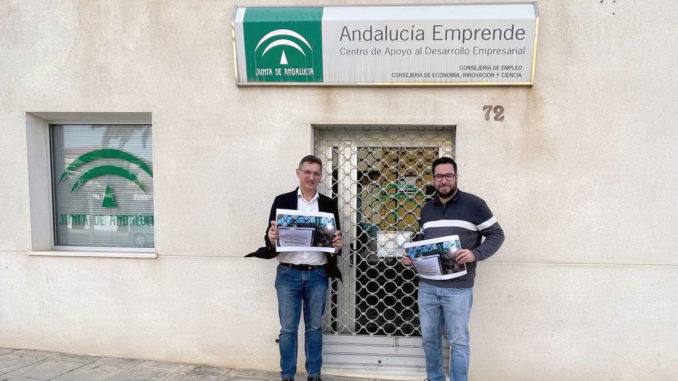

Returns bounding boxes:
[307,377,321,381]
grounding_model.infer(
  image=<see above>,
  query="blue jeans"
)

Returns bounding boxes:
[275,264,329,379]
[418,282,473,381]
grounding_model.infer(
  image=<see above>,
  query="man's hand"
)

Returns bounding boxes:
[267,221,278,246]
[332,231,343,252]
[402,250,412,266]
[455,249,476,264]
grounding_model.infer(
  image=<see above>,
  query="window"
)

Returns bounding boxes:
[50,124,154,249]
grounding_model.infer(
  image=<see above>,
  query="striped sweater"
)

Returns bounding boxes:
[417,189,505,288]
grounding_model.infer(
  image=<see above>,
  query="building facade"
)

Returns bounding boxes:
[1,1,677,380]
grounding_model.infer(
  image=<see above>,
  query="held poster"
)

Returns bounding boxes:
[404,235,467,280]
[276,209,337,253]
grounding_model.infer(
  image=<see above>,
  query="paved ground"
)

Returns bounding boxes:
[0,348,404,381]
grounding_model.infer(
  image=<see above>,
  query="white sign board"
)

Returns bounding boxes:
[233,3,539,86]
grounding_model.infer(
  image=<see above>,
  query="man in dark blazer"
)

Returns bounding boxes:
[265,155,342,381]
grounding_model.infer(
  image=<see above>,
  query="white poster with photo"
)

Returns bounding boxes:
[276,209,337,253]
[404,235,467,280]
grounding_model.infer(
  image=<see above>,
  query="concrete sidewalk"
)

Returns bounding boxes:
[0,348,404,381]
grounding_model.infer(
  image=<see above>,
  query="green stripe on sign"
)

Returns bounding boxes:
[243,7,323,83]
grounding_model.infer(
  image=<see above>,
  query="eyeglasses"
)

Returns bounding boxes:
[300,169,322,178]
[433,173,457,181]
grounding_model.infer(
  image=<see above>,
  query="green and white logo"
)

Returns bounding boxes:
[243,7,323,82]
[59,148,153,208]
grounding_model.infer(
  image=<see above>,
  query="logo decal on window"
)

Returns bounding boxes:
[59,148,153,208]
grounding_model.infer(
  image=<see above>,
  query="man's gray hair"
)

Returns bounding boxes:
[299,155,323,169]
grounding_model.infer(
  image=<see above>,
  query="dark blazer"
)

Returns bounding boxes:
[261,188,343,281]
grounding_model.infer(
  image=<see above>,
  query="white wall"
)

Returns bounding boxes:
[1,1,677,379]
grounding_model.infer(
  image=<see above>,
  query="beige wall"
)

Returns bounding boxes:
[1,1,677,380]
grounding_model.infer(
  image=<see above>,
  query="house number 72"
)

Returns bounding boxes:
[483,105,505,121]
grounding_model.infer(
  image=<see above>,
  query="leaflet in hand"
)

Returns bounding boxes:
[276,209,337,253]
[403,235,467,280]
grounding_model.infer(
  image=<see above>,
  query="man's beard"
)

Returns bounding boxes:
[436,186,456,198]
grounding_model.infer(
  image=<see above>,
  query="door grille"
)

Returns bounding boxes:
[315,126,456,338]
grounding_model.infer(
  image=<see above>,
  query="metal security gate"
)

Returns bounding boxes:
[315,125,456,376]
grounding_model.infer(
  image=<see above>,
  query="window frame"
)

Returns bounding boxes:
[25,112,156,258]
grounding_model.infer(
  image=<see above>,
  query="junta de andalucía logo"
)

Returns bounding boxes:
[243,7,323,82]
[59,148,152,208]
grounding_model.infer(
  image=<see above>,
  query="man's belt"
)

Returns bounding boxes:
[280,263,325,271]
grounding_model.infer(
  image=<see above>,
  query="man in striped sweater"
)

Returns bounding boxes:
[403,157,505,381]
